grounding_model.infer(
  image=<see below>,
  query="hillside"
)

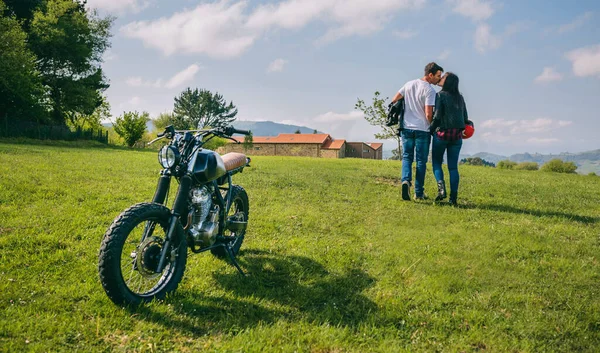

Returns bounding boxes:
[1,140,599,352]
[231,120,320,136]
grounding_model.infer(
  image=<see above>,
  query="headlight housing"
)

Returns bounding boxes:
[158,145,180,169]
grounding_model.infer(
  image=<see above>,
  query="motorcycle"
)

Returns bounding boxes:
[98,125,252,306]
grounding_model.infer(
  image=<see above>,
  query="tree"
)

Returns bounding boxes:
[514,162,539,171]
[355,91,401,157]
[313,129,318,134]
[152,112,189,131]
[460,157,495,167]
[28,0,113,126]
[497,160,517,170]
[0,0,45,132]
[540,159,577,174]
[243,131,253,151]
[173,88,237,129]
[113,111,149,147]
[294,129,301,134]
[68,95,110,130]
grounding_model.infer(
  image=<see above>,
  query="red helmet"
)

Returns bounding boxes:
[463,124,475,139]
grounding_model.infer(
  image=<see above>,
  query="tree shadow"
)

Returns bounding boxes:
[443,201,598,224]
[135,249,377,335]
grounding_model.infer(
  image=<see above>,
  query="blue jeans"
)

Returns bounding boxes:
[401,129,431,197]
[431,135,462,200]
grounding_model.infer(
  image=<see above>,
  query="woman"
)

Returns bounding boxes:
[430,72,472,206]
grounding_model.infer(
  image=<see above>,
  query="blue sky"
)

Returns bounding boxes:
[89,0,600,155]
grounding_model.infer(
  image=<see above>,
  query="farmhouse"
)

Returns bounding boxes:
[219,133,383,159]
[345,142,383,160]
[218,133,347,158]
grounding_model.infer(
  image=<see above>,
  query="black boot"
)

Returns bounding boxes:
[448,191,457,206]
[435,180,447,201]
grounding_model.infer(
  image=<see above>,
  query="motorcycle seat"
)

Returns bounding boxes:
[221,152,248,172]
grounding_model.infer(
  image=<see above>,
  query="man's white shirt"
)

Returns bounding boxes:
[398,79,436,132]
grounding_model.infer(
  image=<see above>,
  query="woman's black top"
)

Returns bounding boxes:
[430,91,470,132]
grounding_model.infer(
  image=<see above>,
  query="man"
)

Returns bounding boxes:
[391,62,444,201]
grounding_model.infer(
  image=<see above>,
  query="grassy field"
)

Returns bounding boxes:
[1,139,599,352]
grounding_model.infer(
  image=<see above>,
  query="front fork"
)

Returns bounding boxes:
[156,173,192,273]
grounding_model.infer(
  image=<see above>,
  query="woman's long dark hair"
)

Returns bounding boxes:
[441,72,463,107]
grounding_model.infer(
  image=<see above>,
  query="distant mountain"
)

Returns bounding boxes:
[460,150,600,174]
[461,152,507,164]
[231,121,320,136]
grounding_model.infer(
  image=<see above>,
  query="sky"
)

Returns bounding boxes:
[88,0,600,156]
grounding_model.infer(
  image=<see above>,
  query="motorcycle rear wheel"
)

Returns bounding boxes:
[98,202,187,306]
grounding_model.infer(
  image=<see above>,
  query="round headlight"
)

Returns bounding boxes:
[158,146,180,169]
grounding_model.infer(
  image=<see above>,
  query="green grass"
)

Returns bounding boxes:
[1,140,599,352]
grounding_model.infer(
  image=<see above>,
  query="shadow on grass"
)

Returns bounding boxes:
[136,249,377,335]
[451,202,599,224]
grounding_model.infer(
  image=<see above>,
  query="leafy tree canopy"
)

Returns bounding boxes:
[243,131,254,151]
[152,112,189,131]
[113,111,149,147]
[173,88,238,130]
[355,91,402,156]
[1,0,113,129]
[0,0,44,128]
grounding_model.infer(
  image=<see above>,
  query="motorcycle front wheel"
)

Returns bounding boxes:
[98,202,187,306]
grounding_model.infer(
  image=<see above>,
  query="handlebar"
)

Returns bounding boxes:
[224,126,251,136]
[149,125,250,146]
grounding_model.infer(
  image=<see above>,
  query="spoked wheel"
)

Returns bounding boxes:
[98,202,187,306]
[212,185,249,258]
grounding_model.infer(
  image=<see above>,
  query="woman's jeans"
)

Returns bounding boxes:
[401,129,431,197]
[432,135,462,200]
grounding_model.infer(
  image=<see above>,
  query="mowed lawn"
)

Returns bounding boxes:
[1,140,599,352]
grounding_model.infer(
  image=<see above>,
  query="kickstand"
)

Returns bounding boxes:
[225,244,245,276]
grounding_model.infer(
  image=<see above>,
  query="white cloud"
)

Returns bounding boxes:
[121,1,256,59]
[123,64,201,89]
[481,118,572,135]
[267,59,288,73]
[558,11,593,34]
[565,44,600,78]
[121,0,425,58]
[314,111,364,123]
[393,29,418,40]
[437,49,451,60]
[165,64,201,89]
[534,67,563,83]
[86,0,149,14]
[474,23,500,53]
[103,49,118,62]
[480,119,518,129]
[127,96,143,107]
[479,118,573,146]
[527,137,560,144]
[125,77,163,88]
[447,0,494,22]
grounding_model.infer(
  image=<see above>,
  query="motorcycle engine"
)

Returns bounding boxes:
[188,186,219,248]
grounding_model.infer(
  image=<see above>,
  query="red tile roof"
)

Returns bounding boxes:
[368,143,383,150]
[322,139,346,149]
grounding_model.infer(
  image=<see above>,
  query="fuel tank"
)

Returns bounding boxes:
[187,149,226,184]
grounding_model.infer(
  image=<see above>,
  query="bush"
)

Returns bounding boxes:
[113,111,149,147]
[588,172,597,177]
[540,159,577,174]
[497,160,517,170]
[514,162,539,171]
